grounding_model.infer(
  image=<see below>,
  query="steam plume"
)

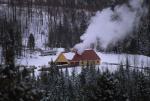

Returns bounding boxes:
[74,0,148,54]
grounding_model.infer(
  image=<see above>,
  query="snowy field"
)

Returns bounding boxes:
[16,48,150,77]
[17,50,150,67]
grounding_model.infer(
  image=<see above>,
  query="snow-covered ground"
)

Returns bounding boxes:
[98,52,150,67]
[17,48,64,67]
[16,49,150,77]
[17,51,150,67]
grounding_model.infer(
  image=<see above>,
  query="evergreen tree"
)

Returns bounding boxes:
[27,33,35,51]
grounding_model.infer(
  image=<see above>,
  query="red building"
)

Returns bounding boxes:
[71,49,101,66]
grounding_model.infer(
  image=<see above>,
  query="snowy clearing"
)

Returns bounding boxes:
[17,51,150,67]
[16,49,150,77]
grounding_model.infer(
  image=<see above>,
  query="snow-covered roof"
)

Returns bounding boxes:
[63,52,75,60]
[57,48,65,53]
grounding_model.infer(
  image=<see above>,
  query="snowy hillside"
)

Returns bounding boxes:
[0,4,50,48]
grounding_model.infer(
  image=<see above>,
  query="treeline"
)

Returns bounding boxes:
[3,0,128,11]
[38,62,150,101]
[1,61,150,101]
[0,18,22,64]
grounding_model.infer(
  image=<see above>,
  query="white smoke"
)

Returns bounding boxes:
[74,0,148,54]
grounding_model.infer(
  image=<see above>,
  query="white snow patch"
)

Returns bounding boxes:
[63,52,75,60]
[17,53,58,67]
[97,52,150,67]
[57,48,65,54]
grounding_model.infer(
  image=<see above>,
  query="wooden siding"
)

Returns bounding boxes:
[71,60,100,66]
[55,53,70,64]
[79,60,100,66]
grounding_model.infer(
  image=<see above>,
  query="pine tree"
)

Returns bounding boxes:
[27,33,35,51]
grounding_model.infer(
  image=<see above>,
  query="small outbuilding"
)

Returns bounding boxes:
[55,52,75,65]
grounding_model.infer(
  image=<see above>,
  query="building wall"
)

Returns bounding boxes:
[55,53,69,64]
[71,59,100,66]
[79,60,100,66]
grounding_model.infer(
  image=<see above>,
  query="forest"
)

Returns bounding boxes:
[0,0,150,56]
[0,0,150,101]
[1,60,150,101]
